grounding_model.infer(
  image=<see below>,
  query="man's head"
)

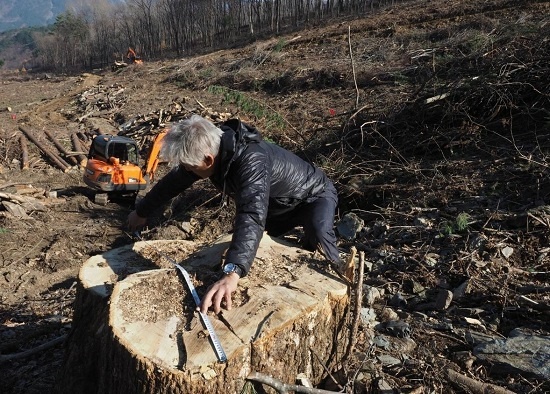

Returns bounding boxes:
[161,114,223,178]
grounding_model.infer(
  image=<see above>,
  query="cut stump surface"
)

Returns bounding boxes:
[57,234,349,394]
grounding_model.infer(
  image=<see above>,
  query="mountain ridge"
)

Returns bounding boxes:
[0,0,125,33]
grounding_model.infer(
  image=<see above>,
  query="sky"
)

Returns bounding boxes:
[0,0,125,33]
[0,0,66,32]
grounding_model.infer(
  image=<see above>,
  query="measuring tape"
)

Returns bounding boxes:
[133,232,228,363]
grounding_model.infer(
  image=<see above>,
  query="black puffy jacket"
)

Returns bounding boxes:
[136,119,329,275]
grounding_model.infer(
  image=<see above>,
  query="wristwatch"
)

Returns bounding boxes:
[223,262,243,278]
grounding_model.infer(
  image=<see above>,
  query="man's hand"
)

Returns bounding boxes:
[200,273,239,314]
[127,210,147,232]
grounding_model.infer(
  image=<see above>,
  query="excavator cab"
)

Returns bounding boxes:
[89,135,139,165]
[83,133,166,204]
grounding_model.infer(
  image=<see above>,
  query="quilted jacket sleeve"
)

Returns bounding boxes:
[224,145,271,275]
[136,166,199,217]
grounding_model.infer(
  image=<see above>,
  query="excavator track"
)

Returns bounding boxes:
[94,193,109,205]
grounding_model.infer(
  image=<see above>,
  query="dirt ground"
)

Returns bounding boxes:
[1,0,550,393]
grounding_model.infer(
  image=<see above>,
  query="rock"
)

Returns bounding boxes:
[360,307,378,327]
[178,221,193,234]
[474,329,550,379]
[463,317,485,328]
[391,337,416,353]
[382,320,411,338]
[435,289,453,310]
[468,233,487,251]
[377,378,394,393]
[452,280,470,300]
[379,307,399,322]
[370,221,388,238]
[377,354,401,366]
[452,351,475,370]
[336,212,364,240]
[409,280,426,295]
[1,201,30,219]
[389,292,407,308]
[373,335,391,350]
[465,330,499,346]
[424,253,439,266]
[363,285,382,306]
[501,246,514,259]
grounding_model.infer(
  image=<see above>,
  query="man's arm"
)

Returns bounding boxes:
[225,147,271,275]
[128,166,199,230]
[200,148,271,313]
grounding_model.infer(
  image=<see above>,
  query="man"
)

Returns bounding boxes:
[128,114,340,314]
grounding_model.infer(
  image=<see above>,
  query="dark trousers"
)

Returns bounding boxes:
[265,181,340,263]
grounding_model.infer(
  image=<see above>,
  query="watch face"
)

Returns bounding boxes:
[223,263,236,274]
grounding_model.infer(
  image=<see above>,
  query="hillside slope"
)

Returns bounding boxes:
[1,0,549,392]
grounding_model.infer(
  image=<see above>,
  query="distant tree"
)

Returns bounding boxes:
[25,0,409,71]
[35,11,90,70]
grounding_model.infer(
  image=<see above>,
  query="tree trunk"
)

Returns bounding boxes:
[18,126,70,172]
[56,235,349,393]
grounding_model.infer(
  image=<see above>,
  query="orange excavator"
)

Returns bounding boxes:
[126,47,143,65]
[83,132,166,204]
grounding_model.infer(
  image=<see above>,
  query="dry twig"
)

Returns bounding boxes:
[345,250,365,360]
[247,371,341,394]
[0,335,67,364]
[447,369,516,394]
[348,26,360,109]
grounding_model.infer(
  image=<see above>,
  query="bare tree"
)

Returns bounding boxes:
[31,0,410,71]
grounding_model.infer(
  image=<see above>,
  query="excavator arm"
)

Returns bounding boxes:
[143,131,167,181]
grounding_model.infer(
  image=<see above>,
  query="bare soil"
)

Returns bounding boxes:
[1,0,549,393]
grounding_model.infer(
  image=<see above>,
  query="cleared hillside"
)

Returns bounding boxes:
[1,0,549,392]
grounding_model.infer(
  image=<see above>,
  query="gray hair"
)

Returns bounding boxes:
[161,114,224,167]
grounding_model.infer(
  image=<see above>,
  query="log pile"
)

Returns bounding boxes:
[75,82,233,150]
[14,126,88,172]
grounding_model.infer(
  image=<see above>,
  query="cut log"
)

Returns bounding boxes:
[18,126,70,172]
[44,130,78,166]
[56,234,349,394]
[20,135,29,169]
[71,133,88,166]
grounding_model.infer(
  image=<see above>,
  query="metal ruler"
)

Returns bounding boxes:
[133,232,228,363]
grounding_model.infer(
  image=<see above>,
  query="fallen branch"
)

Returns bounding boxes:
[247,371,341,394]
[309,348,344,391]
[0,335,67,364]
[345,250,365,359]
[0,182,16,190]
[344,246,357,283]
[447,369,516,394]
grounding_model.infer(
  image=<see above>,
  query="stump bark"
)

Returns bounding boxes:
[56,234,349,393]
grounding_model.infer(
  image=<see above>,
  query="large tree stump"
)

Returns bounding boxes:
[56,234,349,393]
